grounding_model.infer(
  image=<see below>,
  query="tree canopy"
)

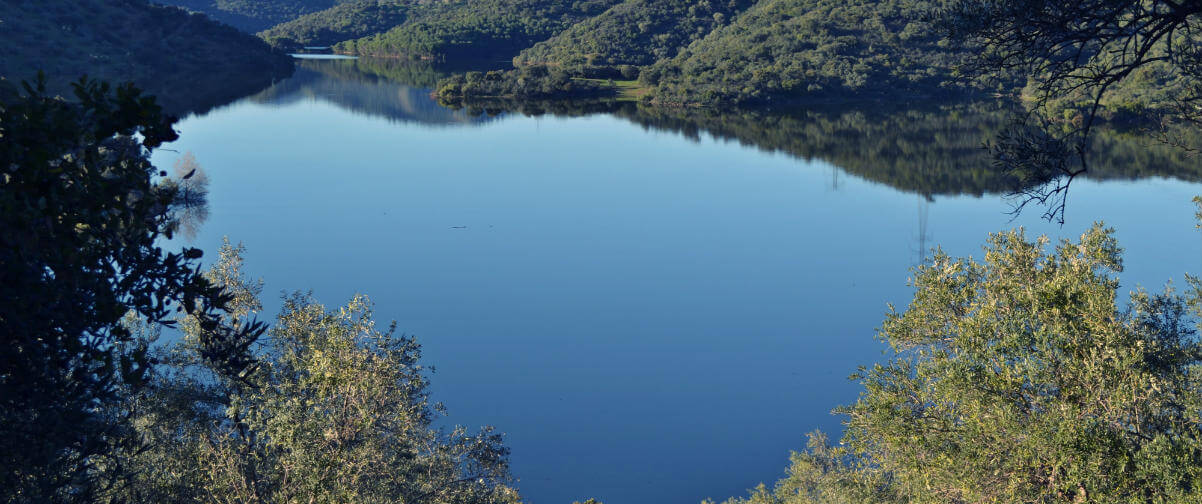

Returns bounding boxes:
[719,223,1202,504]
[1,74,518,502]
[114,242,520,503]
[0,77,264,501]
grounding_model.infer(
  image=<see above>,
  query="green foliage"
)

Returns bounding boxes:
[722,224,1202,503]
[431,0,1022,106]
[938,0,1202,123]
[116,243,520,503]
[0,78,263,502]
[929,0,1202,222]
[0,0,294,116]
[334,0,622,61]
[712,432,898,504]
[326,0,1033,105]
[643,0,995,105]
[152,0,352,32]
[844,225,1202,502]
[436,66,615,101]
[259,0,413,50]
[514,0,758,71]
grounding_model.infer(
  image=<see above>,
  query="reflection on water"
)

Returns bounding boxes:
[452,98,1202,199]
[272,58,1202,198]
[290,54,360,60]
[160,58,1202,504]
[248,58,500,126]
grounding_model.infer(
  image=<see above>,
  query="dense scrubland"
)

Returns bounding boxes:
[151,0,354,32]
[124,0,1200,111]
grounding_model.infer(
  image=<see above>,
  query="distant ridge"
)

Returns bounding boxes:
[151,0,349,32]
[0,0,294,115]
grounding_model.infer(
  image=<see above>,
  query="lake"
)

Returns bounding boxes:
[153,57,1202,504]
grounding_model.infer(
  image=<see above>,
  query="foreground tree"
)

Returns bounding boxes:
[0,77,263,501]
[117,241,520,503]
[842,224,1202,502]
[713,432,898,504]
[723,222,1202,503]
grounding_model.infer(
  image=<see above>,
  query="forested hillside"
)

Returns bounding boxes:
[151,0,347,32]
[427,0,1023,105]
[0,0,293,115]
[514,0,757,71]
[259,0,412,49]
[641,0,990,105]
[333,0,621,61]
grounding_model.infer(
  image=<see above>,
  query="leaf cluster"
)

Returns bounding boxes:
[0,78,264,501]
[722,224,1202,504]
[840,225,1202,502]
[115,244,520,503]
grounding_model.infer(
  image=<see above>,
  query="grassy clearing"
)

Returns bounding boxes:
[576,78,650,100]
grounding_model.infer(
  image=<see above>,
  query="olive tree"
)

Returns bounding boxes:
[842,224,1202,503]
[721,222,1202,504]
[711,432,899,504]
[120,241,520,504]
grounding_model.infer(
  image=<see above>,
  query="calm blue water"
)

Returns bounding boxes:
[154,60,1202,504]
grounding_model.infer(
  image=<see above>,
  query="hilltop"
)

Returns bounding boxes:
[151,0,349,32]
[513,0,757,72]
[333,0,621,61]
[0,0,293,115]
[642,0,985,105]
[430,0,1008,105]
[259,0,413,50]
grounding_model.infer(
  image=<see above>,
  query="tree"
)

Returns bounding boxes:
[722,223,1202,504]
[939,0,1202,126]
[841,224,1202,502]
[711,432,898,504]
[117,241,520,503]
[936,0,1202,222]
[0,76,264,501]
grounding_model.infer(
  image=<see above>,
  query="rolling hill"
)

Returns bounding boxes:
[0,0,294,115]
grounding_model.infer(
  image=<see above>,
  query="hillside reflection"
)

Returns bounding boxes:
[451,98,1202,198]
[249,58,497,127]
[243,58,1202,198]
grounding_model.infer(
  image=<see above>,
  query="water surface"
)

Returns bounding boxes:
[155,59,1202,504]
